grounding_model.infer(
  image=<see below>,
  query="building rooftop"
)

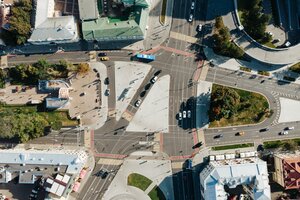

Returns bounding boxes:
[29,0,78,44]
[273,152,300,190]
[78,0,98,20]
[200,157,271,200]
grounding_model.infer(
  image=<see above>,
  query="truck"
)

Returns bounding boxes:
[135,54,156,62]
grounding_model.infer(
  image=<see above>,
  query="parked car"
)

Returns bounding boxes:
[151,76,158,83]
[178,112,182,120]
[104,77,110,85]
[135,99,142,107]
[284,126,294,130]
[98,52,107,57]
[191,1,195,9]
[183,111,187,118]
[188,14,193,22]
[187,110,191,118]
[214,134,223,139]
[100,57,109,61]
[197,24,202,32]
[105,89,110,96]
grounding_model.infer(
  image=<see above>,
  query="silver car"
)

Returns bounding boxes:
[188,14,193,22]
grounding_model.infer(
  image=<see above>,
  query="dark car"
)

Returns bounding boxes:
[192,142,203,149]
[213,134,223,139]
[259,127,269,132]
[98,52,107,57]
[260,80,265,83]
[154,70,162,76]
[104,77,110,85]
[97,169,109,179]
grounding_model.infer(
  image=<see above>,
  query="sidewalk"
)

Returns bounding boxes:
[204,47,300,85]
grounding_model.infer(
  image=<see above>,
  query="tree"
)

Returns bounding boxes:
[77,63,90,75]
[281,140,298,152]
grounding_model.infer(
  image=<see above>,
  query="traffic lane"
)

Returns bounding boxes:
[204,123,300,146]
[162,133,194,156]
[206,67,300,99]
[106,63,116,109]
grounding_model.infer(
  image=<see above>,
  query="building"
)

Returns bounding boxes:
[80,0,149,42]
[38,80,71,110]
[0,148,88,199]
[200,157,271,200]
[273,152,300,190]
[28,0,78,44]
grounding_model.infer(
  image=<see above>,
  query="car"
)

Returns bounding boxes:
[135,99,142,107]
[284,41,291,47]
[214,134,223,139]
[183,111,187,118]
[98,52,107,57]
[279,131,288,135]
[191,1,195,9]
[188,14,193,22]
[104,77,109,85]
[260,80,265,83]
[150,76,158,83]
[284,126,294,130]
[97,169,109,179]
[178,112,182,120]
[259,127,269,132]
[197,24,202,32]
[100,57,109,61]
[105,89,110,96]
[235,131,245,136]
[154,70,162,76]
[187,110,191,118]
[192,141,203,149]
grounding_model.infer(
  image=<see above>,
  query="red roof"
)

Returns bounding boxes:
[79,169,87,179]
[282,158,300,190]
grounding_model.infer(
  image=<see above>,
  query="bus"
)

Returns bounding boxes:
[135,54,156,62]
[185,159,192,170]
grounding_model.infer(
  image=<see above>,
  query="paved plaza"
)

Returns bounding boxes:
[114,61,151,121]
[278,97,300,123]
[103,151,173,200]
[68,62,107,129]
[126,75,170,133]
[196,81,212,129]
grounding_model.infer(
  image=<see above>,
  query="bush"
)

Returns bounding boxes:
[283,76,296,82]
[240,66,251,72]
[258,71,270,76]
[289,62,300,73]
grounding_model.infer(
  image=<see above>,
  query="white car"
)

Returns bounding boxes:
[284,126,294,130]
[187,110,191,118]
[135,99,142,107]
[178,112,182,120]
[191,2,195,10]
[183,111,187,118]
[188,14,193,22]
[151,76,158,84]
[280,131,288,135]
[197,24,202,32]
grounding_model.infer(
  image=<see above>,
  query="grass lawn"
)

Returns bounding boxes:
[263,139,300,149]
[127,173,152,191]
[209,84,269,127]
[290,62,300,73]
[148,186,166,200]
[160,0,167,24]
[262,41,276,48]
[2,105,78,127]
[212,143,254,151]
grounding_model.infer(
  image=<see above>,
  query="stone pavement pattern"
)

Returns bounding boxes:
[278,97,300,123]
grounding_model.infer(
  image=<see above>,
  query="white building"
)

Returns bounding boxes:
[200,157,271,200]
[28,0,78,44]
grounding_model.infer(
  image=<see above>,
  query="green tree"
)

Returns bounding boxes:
[77,63,90,75]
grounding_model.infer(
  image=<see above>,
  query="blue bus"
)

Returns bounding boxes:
[135,54,156,62]
[186,159,192,170]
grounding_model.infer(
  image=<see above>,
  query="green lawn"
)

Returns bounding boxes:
[262,41,276,48]
[127,173,152,191]
[212,143,254,151]
[209,84,269,127]
[264,139,300,149]
[290,62,300,73]
[148,186,166,200]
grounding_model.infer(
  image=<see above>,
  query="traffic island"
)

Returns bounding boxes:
[209,84,270,127]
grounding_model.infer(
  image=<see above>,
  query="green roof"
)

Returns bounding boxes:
[82,6,149,41]
[122,0,149,7]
